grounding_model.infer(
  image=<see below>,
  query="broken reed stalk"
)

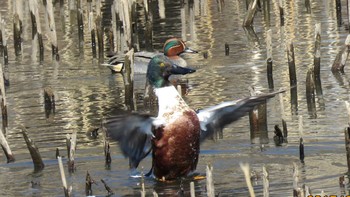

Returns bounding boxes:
[279,0,284,26]
[287,41,298,113]
[131,2,140,51]
[56,147,60,158]
[305,0,311,13]
[96,0,104,59]
[0,13,2,57]
[243,0,258,27]
[153,190,159,197]
[336,0,342,26]
[266,29,274,90]
[29,0,44,62]
[240,163,255,197]
[101,122,112,166]
[13,0,23,56]
[292,162,303,196]
[144,0,153,51]
[287,41,297,87]
[273,125,284,145]
[331,34,350,73]
[112,1,122,52]
[345,101,350,173]
[44,87,55,118]
[89,13,97,58]
[278,92,288,137]
[0,63,7,128]
[299,116,305,163]
[1,18,8,65]
[66,131,77,172]
[348,0,350,32]
[0,128,15,163]
[120,0,133,50]
[282,119,288,139]
[140,171,146,197]
[85,171,94,196]
[43,0,59,60]
[58,156,72,197]
[111,1,117,53]
[190,181,195,197]
[101,179,114,196]
[123,49,135,110]
[206,164,215,197]
[225,43,229,56]
[21,127,45,172]
[262,165,269,197]
[77,0,84,48]
[306,69,316,117]
[313,23,321,78]
[262,0,270,26]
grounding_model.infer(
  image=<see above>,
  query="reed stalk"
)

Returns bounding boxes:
[243,0,258,27]
[96,0,104,59]
[240,163,255,197]
[331,35,350,73]
[225,43,229,56]
[29,0,44,62]
[206,164,215,197]
[0,13,3,57]
[13,0,23,56]
[85,171,94,196]
[21,127,45,172]
[0,62,7,128]
[263,165,269,197]
[123,48,135,110]
[76,0,84,49]
[58,156,72,197]
[190,181,195,197]
[66,131,77,172]
[279,0,284,26]
[43,0,59,60]
[0,128,15,163]
[101,179,114,196]
[299,116,305,162]
[306,69,316,118]
[313,23,321,78]
[1,19,8,65]
[336,0,342,26]
[287,41,297,86]
[266,29,274,90]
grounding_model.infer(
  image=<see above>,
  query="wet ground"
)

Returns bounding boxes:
[1,0,350,196]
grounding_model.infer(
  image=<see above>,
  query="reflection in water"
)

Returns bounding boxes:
[0,0,350,196]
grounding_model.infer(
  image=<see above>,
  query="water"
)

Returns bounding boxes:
[0,0,350,196]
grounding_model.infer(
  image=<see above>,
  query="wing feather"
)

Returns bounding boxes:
[106,114,156,169]
[197,90,284,142]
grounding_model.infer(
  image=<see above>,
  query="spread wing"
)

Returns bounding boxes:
[197,90,284,142]
[106,114,161,169]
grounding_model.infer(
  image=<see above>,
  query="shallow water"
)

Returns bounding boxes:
[1,0,350,196]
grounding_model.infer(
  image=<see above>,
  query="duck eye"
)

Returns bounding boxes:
[160,62,165,67]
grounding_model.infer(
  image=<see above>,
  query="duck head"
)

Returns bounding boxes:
[146,55,196,88]
[163,38,198,57]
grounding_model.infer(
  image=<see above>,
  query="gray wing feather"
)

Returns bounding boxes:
[106,114,155,169]
[197,90,284,142]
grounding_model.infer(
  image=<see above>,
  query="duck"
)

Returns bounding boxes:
[106,54,284,181]
[102,38,198,73]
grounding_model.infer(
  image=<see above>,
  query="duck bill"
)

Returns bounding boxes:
[184,48,199,53]
[171,64,196,75]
